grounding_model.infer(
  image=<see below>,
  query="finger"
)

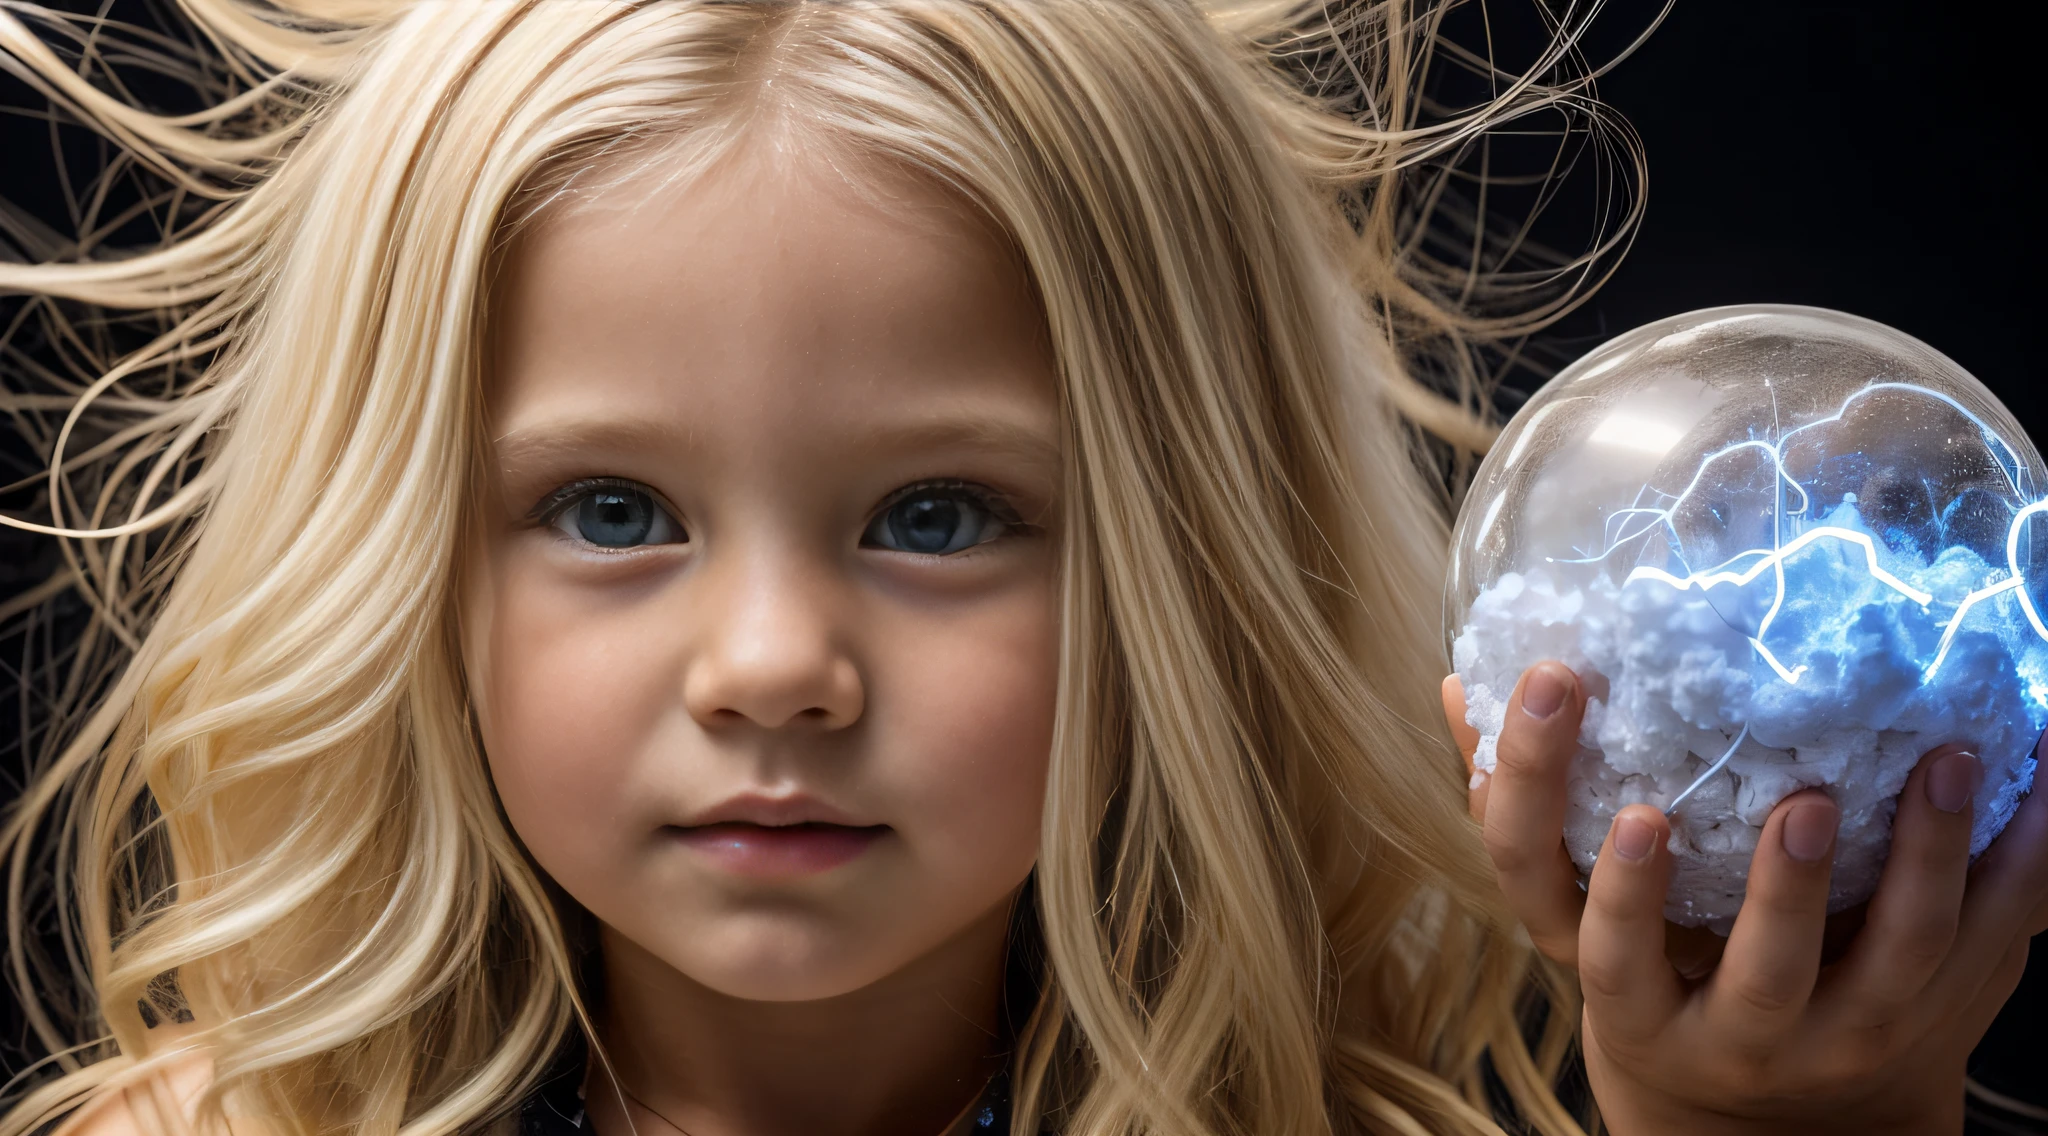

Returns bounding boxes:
[1442,675,1486,821]
[1705,789,1839,1048]
[1480,661,1590,964]
[1820,747,1977,1023]
[1578,805,1686,1041]
[1468,770,1492,824]
[1925,766,2048,1012]
[1951,935,2030,1048]
[1442,674,1482,771]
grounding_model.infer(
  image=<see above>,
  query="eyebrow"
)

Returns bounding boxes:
[489,411,1062,475]
[490,418,689,476]
[848,415,1062,472]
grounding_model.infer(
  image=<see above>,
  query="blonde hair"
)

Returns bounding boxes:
[0,2,1640,1133]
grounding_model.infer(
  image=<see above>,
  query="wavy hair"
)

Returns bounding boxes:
[0,1,1645,1133]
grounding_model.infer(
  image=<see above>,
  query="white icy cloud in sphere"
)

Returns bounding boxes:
[1447,306,2047,930]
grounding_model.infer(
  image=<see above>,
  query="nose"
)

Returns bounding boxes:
[681,548,864,732]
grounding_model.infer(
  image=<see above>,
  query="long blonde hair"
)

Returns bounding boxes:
[0,2,1641,1133]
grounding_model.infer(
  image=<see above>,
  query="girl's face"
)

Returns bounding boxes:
[463,142,1061,1002]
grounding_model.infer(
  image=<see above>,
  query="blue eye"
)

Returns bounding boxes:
[864,483,1012,555]
[544,481,683,548]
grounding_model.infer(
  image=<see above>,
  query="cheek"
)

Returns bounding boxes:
[470,558,679,875]
[462,534,1061,996]
[868,580,1059,883]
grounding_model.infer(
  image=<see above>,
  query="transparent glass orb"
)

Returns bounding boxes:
[1448,304,2045,928]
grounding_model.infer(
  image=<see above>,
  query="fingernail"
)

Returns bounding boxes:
[1614,814,1657,861]
[1782,799,1839,863]
[1521,666,1569,720]
[1926,751,1980,815]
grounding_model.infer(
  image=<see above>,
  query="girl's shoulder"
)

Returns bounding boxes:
[67,1041,1030,1136]
[63,1047,228,1136]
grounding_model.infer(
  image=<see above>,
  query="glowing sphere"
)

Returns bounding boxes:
[1448,305,2045,929]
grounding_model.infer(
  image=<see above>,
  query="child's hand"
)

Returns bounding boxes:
[1442,661,2048,1136]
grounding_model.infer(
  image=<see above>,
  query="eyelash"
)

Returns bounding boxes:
[528,476,661,522]
[525,477,1032,551]
[862,478,1032,559]
[527,476,683,552]
[871,478,1023,524]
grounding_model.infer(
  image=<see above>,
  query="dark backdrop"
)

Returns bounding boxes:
[1551,2,2047,1127]
[1,0,2042,1127]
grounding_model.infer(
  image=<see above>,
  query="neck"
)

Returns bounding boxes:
[584,901,1016,1136]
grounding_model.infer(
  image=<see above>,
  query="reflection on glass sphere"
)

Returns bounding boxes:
[1448,305,2044,929]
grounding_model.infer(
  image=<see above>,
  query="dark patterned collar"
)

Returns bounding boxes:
[518,1062,1018,1136]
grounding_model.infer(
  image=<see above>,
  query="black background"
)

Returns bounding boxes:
[1,0,2043,1125]
[1553,0,2047,1123]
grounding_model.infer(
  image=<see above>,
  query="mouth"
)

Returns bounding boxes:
[667,821,889,877]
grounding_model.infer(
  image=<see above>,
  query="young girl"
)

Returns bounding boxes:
[0,2,2041,1134]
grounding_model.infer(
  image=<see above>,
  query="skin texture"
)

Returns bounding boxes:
[1446,665,2048,1135]
[462,138,1061,1136]
[62,138,2047,1136]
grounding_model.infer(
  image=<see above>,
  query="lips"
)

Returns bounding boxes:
[670,821,887,877]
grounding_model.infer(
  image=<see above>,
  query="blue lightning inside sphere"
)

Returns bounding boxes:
[1448,305,2045,929]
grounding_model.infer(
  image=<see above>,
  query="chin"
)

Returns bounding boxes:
[657,910,913,1002]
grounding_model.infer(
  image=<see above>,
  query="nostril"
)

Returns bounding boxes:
[683,665,864,731]
[678,605,866,730]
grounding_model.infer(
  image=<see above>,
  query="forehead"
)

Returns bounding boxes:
[485,137,1053,444]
